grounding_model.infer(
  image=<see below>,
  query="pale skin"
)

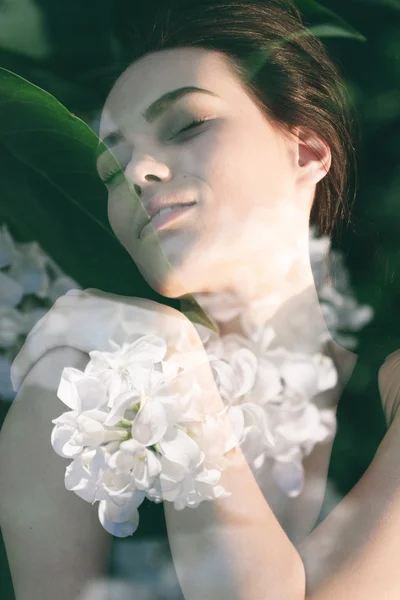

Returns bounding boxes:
[1,46,400,599]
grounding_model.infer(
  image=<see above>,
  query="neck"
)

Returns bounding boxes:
[192,234,333,355]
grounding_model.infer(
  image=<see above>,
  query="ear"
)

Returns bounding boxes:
[291,126,332,188]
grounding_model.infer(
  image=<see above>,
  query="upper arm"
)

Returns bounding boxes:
[0,347,112,600]
[378,349,400,428]
[297,360,400,599]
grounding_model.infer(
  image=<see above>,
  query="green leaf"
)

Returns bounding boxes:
[0,68,218,334]
[297,0,367,41]
[0,67,146,297]
[180,296,220,335]
[306,24,367,42]
[243,1,366,79]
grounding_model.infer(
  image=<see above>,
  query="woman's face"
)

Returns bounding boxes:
[98,47,314,298]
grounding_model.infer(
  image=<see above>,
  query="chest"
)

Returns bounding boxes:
[256,343,359,546]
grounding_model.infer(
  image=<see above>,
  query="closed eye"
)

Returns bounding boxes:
[168,117,208,141]
[99,165,123,185]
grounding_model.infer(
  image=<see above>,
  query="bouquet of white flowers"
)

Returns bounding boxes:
[51,334,234,537]
[0,223,80,400]
[49,228,374,537]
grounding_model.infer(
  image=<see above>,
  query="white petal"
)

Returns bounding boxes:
[104,390,139,426]
[22,308,48,335]
[65,458,96,502]
[271,459,305,498]
[108,449,134,472]
[254,359,283,403]
[241,403,275,447]
[161,359,180,379]
[313,354,338,392]
[75,376,108,411]
[225,405,245,451]
[195,468,221,487]
[57,368,86,410]
[0,306,26,347]
[48,276,81,303]
[280,357,318,398]
[317,408,337,441]
[51,425,81,458]
[0,356,15,400]
[75,414,105,446]
[211,359,235,400]
[193,290,242,322]
[132,449,161,489]
[98,500,140,537]
[277,403,321,444]
[0,224,16,268]
[0,271,24,307]
[131,398,168,446]
[232,348,258,397]
[126,334,167,364]
[158,428,201,470]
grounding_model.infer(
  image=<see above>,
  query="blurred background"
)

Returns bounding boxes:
[0,0,399,597]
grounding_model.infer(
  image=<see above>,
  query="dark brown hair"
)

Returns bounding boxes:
[129,0,359,240]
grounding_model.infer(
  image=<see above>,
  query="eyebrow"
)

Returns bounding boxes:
[97,86,218,158]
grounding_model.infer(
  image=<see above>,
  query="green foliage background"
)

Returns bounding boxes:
[0,0,399,596]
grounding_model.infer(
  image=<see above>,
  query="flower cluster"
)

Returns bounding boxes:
[309,226,374,350]
[50,227,375,536]
[0,223,80,400]
[51,334,232,537]
[199,328,338,498]
[189,228,374,497]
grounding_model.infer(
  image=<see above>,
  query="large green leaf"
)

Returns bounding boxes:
[244,0,366,79]
[0,68,140,293]
[0,67,217,333]
[297,0,367,41]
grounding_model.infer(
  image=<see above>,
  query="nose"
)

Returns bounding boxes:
[125,155,172,197]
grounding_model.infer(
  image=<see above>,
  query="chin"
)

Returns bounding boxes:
[138,254,216,299]
[134,231,212,299]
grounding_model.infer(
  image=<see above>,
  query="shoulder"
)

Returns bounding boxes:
[325,338,358,389]
[0,347,90,473]
[18,346,90,393]
[378,349,400,428]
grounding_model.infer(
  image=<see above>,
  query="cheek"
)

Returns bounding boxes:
[107,194,136,251]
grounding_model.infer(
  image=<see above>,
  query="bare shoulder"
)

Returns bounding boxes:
[325,338,358,389]
[0,347,90,505]
[378,349,400,429]
[0,347,110,600]
[0,347,89,449]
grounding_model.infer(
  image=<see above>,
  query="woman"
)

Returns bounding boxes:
[1,1,399,599]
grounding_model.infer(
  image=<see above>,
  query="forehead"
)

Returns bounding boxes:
[100,48,239,136]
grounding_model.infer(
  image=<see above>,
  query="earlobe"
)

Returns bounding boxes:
[294,126,332,185]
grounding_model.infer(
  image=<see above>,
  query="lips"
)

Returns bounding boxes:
[138,191,198,238]
[146,193,197,220]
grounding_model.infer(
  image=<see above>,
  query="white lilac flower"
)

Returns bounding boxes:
[0,271,24,307]
[0,223,17,268]
[99,494,144,537]
[0,223,81,396]
[51,334,231,536]
[21,307,49,335]
[319,284,374,333]
[47,275,82,303]
[0,356,15,400]
[45,226,375,536]
[108,438,162,491]
[209,346,278,468]
[65,446,145,517]
[7,241,50,297]
[148,453,229,510]
[51,408,129,458]
[0,306,26,347]
[308,226,331,289]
